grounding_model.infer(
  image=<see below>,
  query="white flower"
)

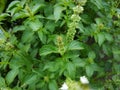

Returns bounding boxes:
[80,76,89,84]
[60,82,68,90]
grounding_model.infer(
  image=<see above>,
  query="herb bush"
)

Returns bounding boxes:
[0,0,120,90]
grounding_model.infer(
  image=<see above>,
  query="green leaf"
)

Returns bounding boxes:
[40,45,58,56]
[67,41,84,51]
[0,76,6,87]
[49,80,58,90]
[38,29,46,44]
[32,4,45,14]
[45,21,56,32]
[0,87,12,90]
[9,53,25,68]
[73,58,86,67]
[25,19,43,31]
[22,74,37,86]
[5,69,19,85]
[9,7,20,16]
[81,14,93,24]
[12,25,25,33]
[0,28,5,39]
[7,1,20,11]
[86,64,99,77]
[28,83,36,90]
[64,51,79,59]
[12,12,29,21]
[66,62,76,78]
[90,0,103,9]
[0,0,7,13]
[18,43,30,52]
[95,18,103,24]
[113,63,120,73]
[21,30,34,43]
[10,52,33,69]
[43,62,59,72]
[88,51,96,59]
[12,86,22,90]
[44,4,53,17]
[0,13,9,21]
[86,65,94,77]
[97,33,105,46]
[54,4,65,21]
[78,22,85,32]
[104,33,113,42]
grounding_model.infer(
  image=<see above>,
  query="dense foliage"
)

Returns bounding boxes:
[0,0,120,90]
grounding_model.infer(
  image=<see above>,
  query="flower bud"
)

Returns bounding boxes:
[71,14,81,22]
[57,36,65,55]
[73,6,84,14]
[66,28,76,42]
[78,0,87,6]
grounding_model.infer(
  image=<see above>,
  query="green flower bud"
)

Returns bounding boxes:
[68,22,79,29]
[66,2,86,43]
[73,6,84,14]
[66,28,76,42]
[78,0,87,6]
[71,14,81,22]
[44,76,49,83]
[57,36,65,55]
[98,23,104,30]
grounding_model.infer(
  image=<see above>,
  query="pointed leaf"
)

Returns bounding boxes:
[40,45,58,56]
[73,58,86,67]
[21,30,34,43]
[13,25,25,33]
[18,43,30,52]
[12,12,29,21]
[7,1,20,11]
[0,0,6,14]
[49,80,58,90]
[86,65,94,77]
[64,51,79,59]
[66,62,76,78]
[88,51,96,59]
[6,69,19,85]
[0,13,9,21]
[38,29,46,44]
[54,5,65,21]
[45,21,56,32]
[90,0,103,9]
[67,41,84,51]
[27,20,43,31]
[97,33,105,46]
[0,76,6,87]
[32,4,45,14]
[104,33,113,42]
[22,74,37,86]
[95,18,103,24]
